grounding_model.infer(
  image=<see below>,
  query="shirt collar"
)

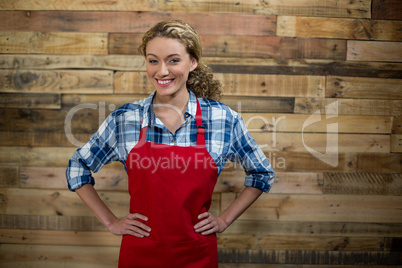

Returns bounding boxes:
[141,89,198,129]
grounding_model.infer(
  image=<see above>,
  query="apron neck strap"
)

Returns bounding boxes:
[196,99,206,147]
[138,98,206,147]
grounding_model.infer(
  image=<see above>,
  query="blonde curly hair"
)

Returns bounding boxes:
[138,20,222,101]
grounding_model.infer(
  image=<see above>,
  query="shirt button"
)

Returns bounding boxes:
[185,114,190,118]
[171,139,175,144]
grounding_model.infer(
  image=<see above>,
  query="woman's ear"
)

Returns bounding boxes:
[190,58,198,72]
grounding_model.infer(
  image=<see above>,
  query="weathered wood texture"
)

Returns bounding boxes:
[372,0,402,20]
[326,76,402,99]
[0,11,276,36]
[277,16,402,41]
[0,0,158,11]
[0,32,108,54]
[0,1,401,267]
[157,0,372,18]
[0,70,113,93]
[347,41,402,62]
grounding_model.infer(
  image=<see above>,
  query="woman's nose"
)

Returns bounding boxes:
[157,63,169,76]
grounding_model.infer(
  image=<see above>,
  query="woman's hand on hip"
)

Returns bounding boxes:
[194,212,228,235]
[108,213,151,238]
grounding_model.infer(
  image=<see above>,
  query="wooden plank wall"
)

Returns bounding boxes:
[0,0,401,267]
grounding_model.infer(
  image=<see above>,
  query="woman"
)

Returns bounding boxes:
[66,20,275,267]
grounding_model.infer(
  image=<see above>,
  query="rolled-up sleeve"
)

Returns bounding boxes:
[226,114,275,193]
[66,114,119,191]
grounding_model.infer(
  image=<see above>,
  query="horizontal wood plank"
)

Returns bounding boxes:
[217,73,325,97]
[217,249,399,265]
[20,167,127,191]
[267,151,401,173]
[356,153,401,173]
[0,11,276,36]
[0,108,107,134]
[0,166,19,188]
[218,234,384,251]
[0,215,108,231]
[210,64,402,78]
[0,54,146,71]
[252,132,390,153]
[0,0,157,11]
[61,94,147,109]
[324,173,402,195]
[3,215,402,238]
[115,72,325,97]
[0,147,77,167]
[277,16,402,41]
[218,171,323,194]
[391,134,402,153]
[222,265,400,268]
[0,70,113,94]
[372,0,402,20]
[109,33,346,60]
[0,229,121,246]
[201,36,346,60]
[326,76,402,99]
[220,96,294,113]
[0,93,60,109]
[266,151,352,173]
[0,244,119,267]
[294,97,402,116]
[159,0,371,18]
[225,219,402,238]
[347,40,402,62]
[0,131,91,147]
[392,116,402,134]
[0,32,108,55]
[225,193,402,223]
[242,113,392,134]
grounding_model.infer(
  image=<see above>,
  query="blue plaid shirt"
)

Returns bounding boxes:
[66,90,275,192]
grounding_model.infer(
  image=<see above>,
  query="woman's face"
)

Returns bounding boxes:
[146,37,198,99]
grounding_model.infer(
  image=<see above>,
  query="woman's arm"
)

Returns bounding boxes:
[194,186,262,235]
[76,184,151,238]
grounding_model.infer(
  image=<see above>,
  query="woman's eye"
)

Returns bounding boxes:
[170,59,180,63]
[148,60,158,64]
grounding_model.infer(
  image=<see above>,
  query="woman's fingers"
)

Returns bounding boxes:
[126,213,151,237]
[194,212,218,235]
[110,213,151,237]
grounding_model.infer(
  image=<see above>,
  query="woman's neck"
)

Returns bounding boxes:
[152,90,190,133]
[153,89,190,113]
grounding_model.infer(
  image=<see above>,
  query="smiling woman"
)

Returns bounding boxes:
[66,19,275,268]
[145,37,198,133]
[138,20,222,101]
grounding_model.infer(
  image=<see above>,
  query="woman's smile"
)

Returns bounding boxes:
[156,78,175,86]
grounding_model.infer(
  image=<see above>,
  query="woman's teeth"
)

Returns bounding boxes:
[158,80,172,85]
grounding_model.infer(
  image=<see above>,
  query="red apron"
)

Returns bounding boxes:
[119,99,219,268]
